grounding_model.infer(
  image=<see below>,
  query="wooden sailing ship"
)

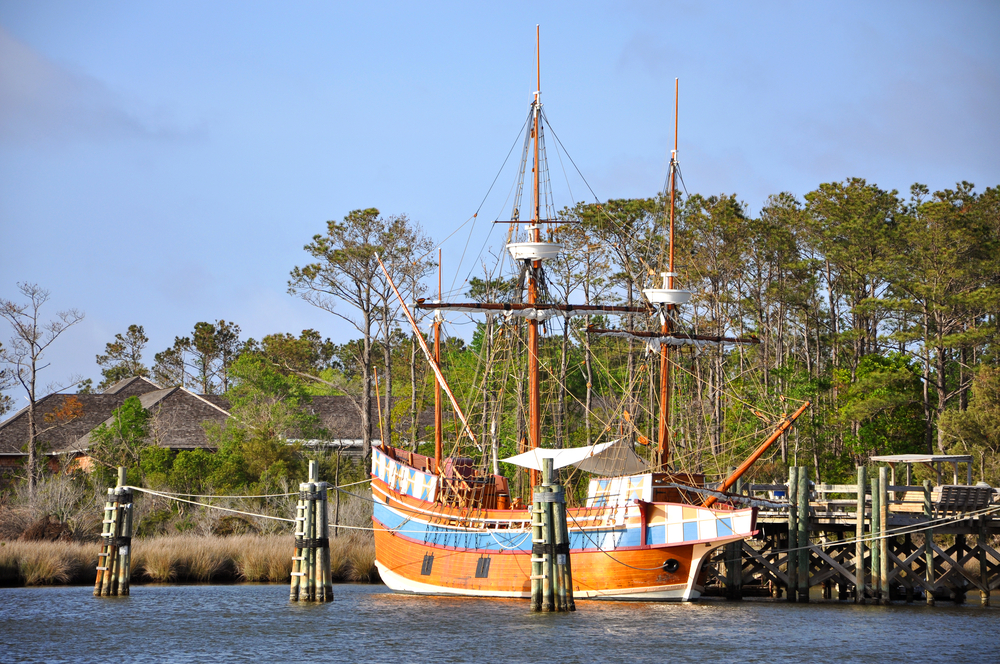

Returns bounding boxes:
[371,29,807,601]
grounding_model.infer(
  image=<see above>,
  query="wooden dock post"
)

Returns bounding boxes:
[551,469,574,612]
[725,474,744,600]
[530,468,544,612]
[318,476,334,602]
[541,461,554,612]
[531,458,574,613]
[94,487,116,597]
[797,466,810,602]
[301,479,315,601]
[290,494,305,601]
[94,467,133,597]
[870,470,881,602]
[290,461,332,602]
[954,533,967,604]
[923,480,934,605]
[116,480,133,597]
[979,517,990,607]
[855,466,866,603]
[787,466,798,602]
[878,466,889,604]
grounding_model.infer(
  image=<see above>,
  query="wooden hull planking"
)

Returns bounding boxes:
[370,454,754,602]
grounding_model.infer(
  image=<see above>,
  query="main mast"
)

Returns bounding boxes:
[657,79,679,471]
[527,24,543,488]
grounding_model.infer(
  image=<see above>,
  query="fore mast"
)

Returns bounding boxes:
[644,78,692,471]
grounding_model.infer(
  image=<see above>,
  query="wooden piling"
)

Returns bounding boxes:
[870,470,881,601]
[530,457,574,613]
[290,496,305,601]
[551,483,567,612]
[299,481,315,600]
[94,488,116,597]
[553,481,575,612]
[787,466,798,602]
[318,480,333,602]
[954,533,967,604]
[530,474,544,612]
[116,485,133,596]
[93,467,133,597]
[979,517,990,607]
[878,466,889,604]
[541,459,554,612]
[290,461,332,602]
[855,466,866,603]
[726,474,744,600]
[923,480,934,605]
[797,466,809,602]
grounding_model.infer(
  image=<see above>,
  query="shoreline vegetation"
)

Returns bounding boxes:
[0,534,378,587]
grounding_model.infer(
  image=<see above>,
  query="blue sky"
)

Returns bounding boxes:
[1,0,998,399]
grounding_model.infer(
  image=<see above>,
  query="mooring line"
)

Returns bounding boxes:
[566,502,1000,570]
[125,484,443,536]
[126,486,296,523]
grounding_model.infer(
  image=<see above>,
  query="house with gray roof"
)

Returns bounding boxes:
[0,375,438,476]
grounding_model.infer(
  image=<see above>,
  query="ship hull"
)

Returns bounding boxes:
[371,447,755,602]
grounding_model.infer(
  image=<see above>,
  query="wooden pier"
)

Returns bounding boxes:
[705,458,1000,605]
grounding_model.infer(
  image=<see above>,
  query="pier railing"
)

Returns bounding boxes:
[705,466,999,605]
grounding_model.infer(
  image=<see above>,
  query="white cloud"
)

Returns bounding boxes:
[0,25,197,146]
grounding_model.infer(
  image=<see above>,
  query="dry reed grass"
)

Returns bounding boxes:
[130,534,375,584]
[0,540,96,586]
[0,531,378,586]
[343,535,378,582]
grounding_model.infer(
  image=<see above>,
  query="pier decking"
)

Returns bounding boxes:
[704,459,999,605]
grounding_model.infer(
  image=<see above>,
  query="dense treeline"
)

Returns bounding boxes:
[353,179,1000,490]
[489,178,1000,486]
[4,180,997,511]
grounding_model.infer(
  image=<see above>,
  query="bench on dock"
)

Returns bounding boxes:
[889,485,994,515]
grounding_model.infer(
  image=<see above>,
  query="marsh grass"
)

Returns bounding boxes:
[1,531,378,586]
[0,540,96,586]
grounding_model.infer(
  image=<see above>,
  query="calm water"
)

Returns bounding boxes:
[1,584,998,663]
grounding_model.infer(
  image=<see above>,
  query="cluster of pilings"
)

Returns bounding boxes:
[94,468,133,597]
[709,465,998,605]
[92,464,336,603]
[290,460,334,602]
[530,458,575,612]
